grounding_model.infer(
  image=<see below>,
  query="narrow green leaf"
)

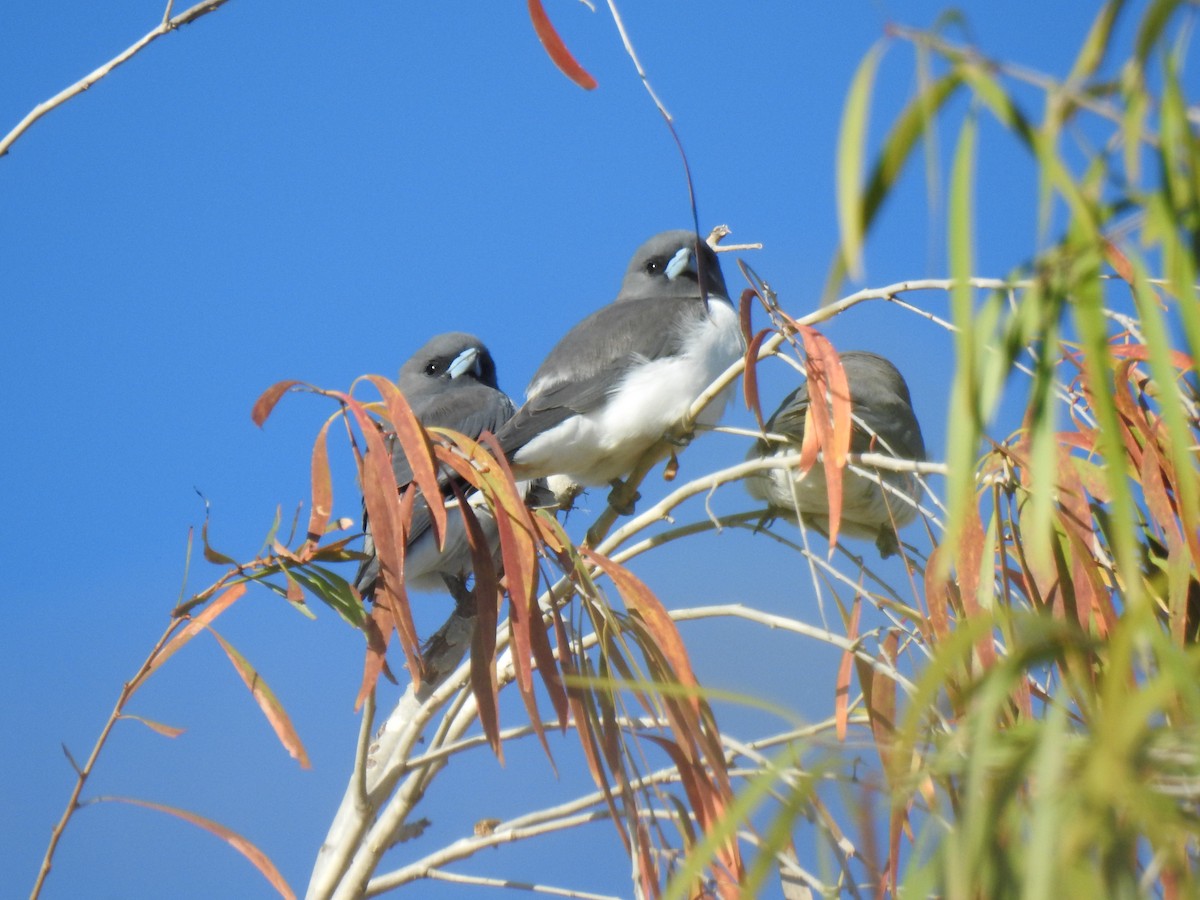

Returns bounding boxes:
[1127,252,1200,555]
[837,39,886,281]
[1067,2,1122,87]
[944,112,979,563]
[823,71,963,300]
[1024,701,1070,900]
[1134,0,1183,63]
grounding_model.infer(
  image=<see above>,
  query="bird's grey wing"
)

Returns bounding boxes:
[529,297,709,396]
[758,382,811,452]
[500,298,707,456]
[839,379,926,460]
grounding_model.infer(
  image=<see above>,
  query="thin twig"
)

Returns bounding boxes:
[30,619,185,899]
[0,0,233,158]
[422,868,623,900]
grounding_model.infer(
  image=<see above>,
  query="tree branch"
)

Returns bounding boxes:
[0,0,233,158]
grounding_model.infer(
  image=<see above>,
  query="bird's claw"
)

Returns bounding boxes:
[607,480,640,516]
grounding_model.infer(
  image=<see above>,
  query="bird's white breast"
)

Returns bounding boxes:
[519,300,743,485]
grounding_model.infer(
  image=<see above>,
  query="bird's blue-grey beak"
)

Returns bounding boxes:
[448,346,481,380]
[664,245,694,281]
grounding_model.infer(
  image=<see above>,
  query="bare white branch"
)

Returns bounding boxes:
[0,0,234,158]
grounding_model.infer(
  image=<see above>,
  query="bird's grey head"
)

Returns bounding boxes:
[617,230,730,303]
[399,332,499,391]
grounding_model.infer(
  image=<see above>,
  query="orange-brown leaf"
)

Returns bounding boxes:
[365,375,447,550]
[208,627,311,768]
[526,0,597,90]
[795,332,851,547]
[338,390,423,686]
[251,380,304,428]
[457,488,503,758]
[119,713,185,738]
[201,514,236,565]
[583,549,699,701]
[142,583,247,687]
[1103,238,1134,284]
[870,631,899,778]
[835,597,862,741]
[97,796,295,899]
[355,600,395,710]
[305,417,334,543]
[1109,340,1194,372]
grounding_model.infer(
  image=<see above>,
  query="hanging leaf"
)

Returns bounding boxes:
[208,627,311,769]
[527,0,597,90]
[92,795,295,899]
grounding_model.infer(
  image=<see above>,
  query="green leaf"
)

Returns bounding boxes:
[1134,0,1183,64]
[944,111,979,559]
[823,70,963,300]
[836,39,886,281]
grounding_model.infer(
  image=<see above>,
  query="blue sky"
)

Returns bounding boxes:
[1,2,1184,898]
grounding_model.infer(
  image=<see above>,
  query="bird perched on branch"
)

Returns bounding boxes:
[355,332,515,602]
[497,230,744,505]
[746,350,925,558]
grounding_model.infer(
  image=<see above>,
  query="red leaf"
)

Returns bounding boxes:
[96,796,295,899]
[526,0,597,90]
[251,380,304,427]
[737,287,759,347]
[743,328,771,430]
[646,735,741,895]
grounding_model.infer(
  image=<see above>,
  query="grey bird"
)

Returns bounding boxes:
[497,230,744,497]
[355,332,516,601]
[745,351,925,558]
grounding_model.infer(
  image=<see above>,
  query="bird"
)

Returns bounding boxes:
[496,230,744,503]
[354,332,516,603]
[745,350,926,558]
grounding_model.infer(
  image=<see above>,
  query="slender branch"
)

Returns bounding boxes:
[0,0,233,158]
[365,811,612,895]
[421,868,623,900]
[31,619,184,899]
[668,604,922,700]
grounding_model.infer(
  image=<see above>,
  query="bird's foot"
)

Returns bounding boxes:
[607,479,640,516]
[874,529,901,560]
[442,574,478,616]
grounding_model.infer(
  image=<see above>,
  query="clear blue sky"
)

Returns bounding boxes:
[1,3,1179,897]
